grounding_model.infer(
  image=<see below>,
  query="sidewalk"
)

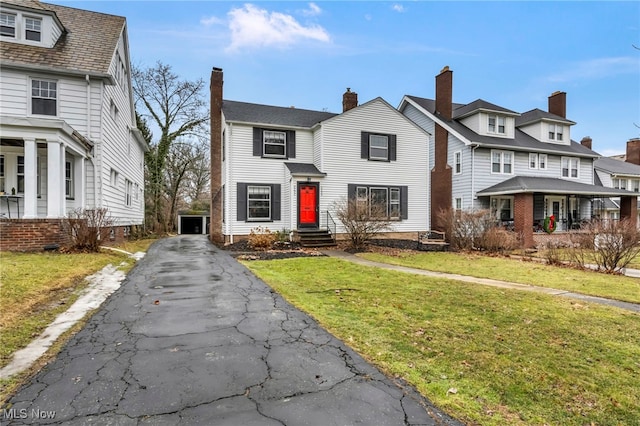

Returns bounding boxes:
[322,250,640,314]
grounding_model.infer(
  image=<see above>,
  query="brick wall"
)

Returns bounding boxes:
[0,219,70,252]
[514,193,534,248]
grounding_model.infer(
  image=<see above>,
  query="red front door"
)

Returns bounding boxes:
[299,184,318,227]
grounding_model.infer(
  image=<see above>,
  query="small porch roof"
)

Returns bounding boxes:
[476,176,639,197]
[284,162,326,177]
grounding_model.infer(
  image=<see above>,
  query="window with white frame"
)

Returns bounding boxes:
[263,130,286,157]
[529,153,538,169]
[24,16,41,41]
[539,154,547,170]
[109,99,119,122]
[633,179,640,193]
[17,155,24,193]
[491,196,513,221]
[548,123,563,141]
[31,79,57,116]
[110,168,119,186]
[65,159,73,198]
[561,157,579,178]
[454,151,462,174]
[247,185,271,220]
[529,153,548,170]
[0,155,4,192]
[1,13,16,38]
[488,114,506,135]
[353,185,403,220]
[125,179,132,206]
[455,197,462,211]
[369,134,389,161]
[491,150,513,174]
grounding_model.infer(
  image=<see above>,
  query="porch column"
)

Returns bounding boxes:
[620,196,638,228]
[47,140,64,218]
[23,138,38,218]
[74,156,86,209]
[514,193,534,248]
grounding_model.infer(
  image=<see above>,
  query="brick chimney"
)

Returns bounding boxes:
[342,88,358,112]
[548,91,566,118]
[435,66,453,120]
[431,66,453,233]
[626,138,640,165]
[210,67,224,244]
[580,136,592,150]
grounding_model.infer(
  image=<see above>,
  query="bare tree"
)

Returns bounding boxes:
[133,61,209,233]
[333,197,393,249]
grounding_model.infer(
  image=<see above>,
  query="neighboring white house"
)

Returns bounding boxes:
[397,66,637,247]
[0,0,146,250]
[210,69,430,244]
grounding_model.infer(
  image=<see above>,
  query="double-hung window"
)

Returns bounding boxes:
[31,79,57,116]
[25,17,41,41]
[488,115,506,135]
[0,13,15,38]
[263,130,286,158]
[125,179,132,206]
[632,180,640,192]
[349,184,406,220]
[454,151,462,174]
[548,123,563,141]
[17,156,25,193]
[561,157,579,178]
[247,185,271,220]
[65,160,73,198]
[369,135,389,161]
[491,150,513,174]
[529,153,547,170]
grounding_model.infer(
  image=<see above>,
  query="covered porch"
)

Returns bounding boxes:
[477,176,638,248]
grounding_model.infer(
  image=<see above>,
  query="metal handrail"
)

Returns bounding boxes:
[326,211,337,243]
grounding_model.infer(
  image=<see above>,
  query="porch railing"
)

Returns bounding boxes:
[326,211,337,243]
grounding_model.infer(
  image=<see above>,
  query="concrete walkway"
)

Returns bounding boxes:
[3,236,461,425]
[323,251,640,314]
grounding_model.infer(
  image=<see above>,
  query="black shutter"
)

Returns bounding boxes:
[389,134,397,161]
[400,186,408,220]
[347,183,357,201]
[237,183,247,221]
[253,128,262,157]
[271,184,281,220]
[361,132,369,159]
[286,130,296,159]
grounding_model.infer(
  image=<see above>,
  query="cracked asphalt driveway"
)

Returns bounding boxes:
[4,235,461,425]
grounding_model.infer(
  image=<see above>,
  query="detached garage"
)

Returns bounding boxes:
[177,210,210,235]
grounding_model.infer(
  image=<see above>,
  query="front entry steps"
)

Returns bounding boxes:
[297,228,336,248]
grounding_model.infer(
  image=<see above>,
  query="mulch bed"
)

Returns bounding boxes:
[220,238,420,261]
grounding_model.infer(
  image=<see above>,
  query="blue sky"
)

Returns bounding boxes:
[52,1,640,156]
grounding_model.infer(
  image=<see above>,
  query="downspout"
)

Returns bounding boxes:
[86,75,98,209]
[228,123,233,244]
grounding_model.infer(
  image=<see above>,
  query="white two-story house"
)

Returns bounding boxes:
[0,0,147,251]
[398,66,637,247]
[209,68,430,245]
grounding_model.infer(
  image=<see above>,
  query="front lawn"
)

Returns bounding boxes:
[244,257,640,426]
[359,251,640,304]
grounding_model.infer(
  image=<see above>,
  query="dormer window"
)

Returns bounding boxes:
[548,123,563,141]
[25,17,41,42]
[0,13,16,38]
[488,115,506,135]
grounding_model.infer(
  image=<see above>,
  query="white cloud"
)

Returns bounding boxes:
[547,57,639,83]
[200,16,224,26]
[226,4,330,52]
[392,4,405,13]
[303,3,322,17]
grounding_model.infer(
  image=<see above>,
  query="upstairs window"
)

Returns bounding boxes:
[561,157,579,178]
[361,131,397,162]
[633,180,640,192]
[253,128,295,159]
[1,13,16,38]
[529,153,547,170]
[454,151,462,174]
[31,79,57,116]
[488,114,506,135]
[125,179,133,206]
[548,123,563,141]
[263,130,286,157]
[25,17,41,42]
[491,150,513,174]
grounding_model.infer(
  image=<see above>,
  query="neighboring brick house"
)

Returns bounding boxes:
[0,0,147,251]
[593,138,640,224]
[209,68,430,245]
[398,66,638,247]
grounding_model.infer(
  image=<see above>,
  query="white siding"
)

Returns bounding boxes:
[0,70,27,115]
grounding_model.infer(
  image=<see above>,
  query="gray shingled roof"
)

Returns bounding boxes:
[223,100,337,128]
[516,108,576,126]
[594,156,640,177]
[284,163,326,176]
[0,0,124,77]
[476,176,638,197]
[404,96,598,158]
[453,99,519,119]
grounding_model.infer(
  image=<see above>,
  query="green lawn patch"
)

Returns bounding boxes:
[359,251,640,304]
[244,257,640,426]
